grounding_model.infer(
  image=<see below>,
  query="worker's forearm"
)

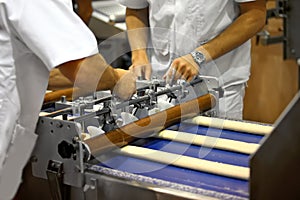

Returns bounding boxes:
[58,54,118,93]
[76,0,93,24]
[48,68,74,90]
[126,8,149,62]
[197,8,266,63]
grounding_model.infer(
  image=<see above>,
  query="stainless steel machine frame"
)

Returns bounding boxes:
[26,76,222,200]
[250,92,300,199]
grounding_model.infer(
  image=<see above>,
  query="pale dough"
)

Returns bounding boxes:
[119,145,250,180]
[157,130,259,154]
[81,133,91,140]
[188,116,273,135]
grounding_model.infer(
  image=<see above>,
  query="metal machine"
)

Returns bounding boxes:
[250,91,300,199]
[24,76,249,200]
[20,74,275,200]
[18,72,276,200]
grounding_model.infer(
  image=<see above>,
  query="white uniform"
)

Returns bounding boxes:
[119,0,254,119]
[0,0,98,198]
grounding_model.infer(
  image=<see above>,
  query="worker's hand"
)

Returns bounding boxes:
[112,69,136,100]
[129,49,151,80]
[164,54,200,84]
[129,61,152,80]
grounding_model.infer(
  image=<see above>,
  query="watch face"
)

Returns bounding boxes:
[191,51,205,67]
[196,51,205,61]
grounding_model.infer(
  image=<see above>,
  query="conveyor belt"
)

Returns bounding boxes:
[89,122,267,199]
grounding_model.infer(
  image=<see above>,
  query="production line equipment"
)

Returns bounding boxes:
[25,76,275,200]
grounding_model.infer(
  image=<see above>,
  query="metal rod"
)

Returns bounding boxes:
[83,93,215,159]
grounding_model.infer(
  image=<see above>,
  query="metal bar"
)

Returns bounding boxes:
[46,160,64,200]
[83,93,216,159]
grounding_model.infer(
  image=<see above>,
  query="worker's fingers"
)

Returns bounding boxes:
[129,63,152,80]
[144,64,152,80]
[129,64,143,78]
[164,65,176,86]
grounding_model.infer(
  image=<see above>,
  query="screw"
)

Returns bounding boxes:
[56,122,63,128]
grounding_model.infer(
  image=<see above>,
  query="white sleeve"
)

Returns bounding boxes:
[118,0,149,9]
[12,0,98,70]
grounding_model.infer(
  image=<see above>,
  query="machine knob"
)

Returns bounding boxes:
[58,140,76,159]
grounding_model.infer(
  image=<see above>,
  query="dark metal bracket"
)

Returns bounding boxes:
[46,160,66,200]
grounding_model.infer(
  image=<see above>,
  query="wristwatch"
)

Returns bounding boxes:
[190,50,206,68]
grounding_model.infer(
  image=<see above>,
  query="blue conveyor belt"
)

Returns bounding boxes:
[174,123,264,143]
[93,123,266,199]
